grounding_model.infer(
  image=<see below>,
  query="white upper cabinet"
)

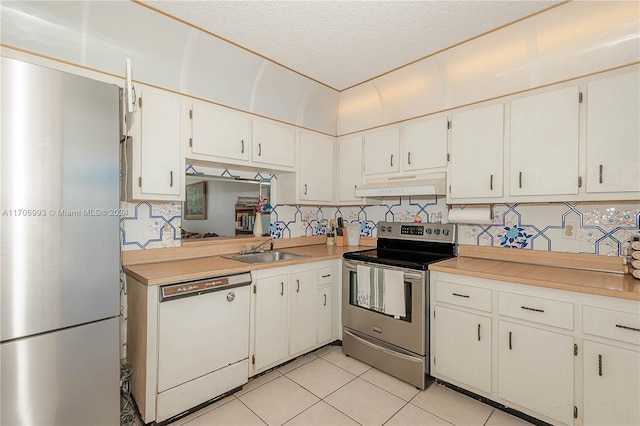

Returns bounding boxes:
[509,86,580,197]
[189,101,249,162]
[278,131,334,204]
[251,120,295,169]
[297,132,334,202]
[449,103,504,200]
[586,71,640,193]
[337,135,364,204]
[401,116,448,172]
[185,101,295,172]
[362,117,448,178]
[125,87,183,201]
[363,126,400,176]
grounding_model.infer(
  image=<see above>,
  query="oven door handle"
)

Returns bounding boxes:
[344,263,422,281]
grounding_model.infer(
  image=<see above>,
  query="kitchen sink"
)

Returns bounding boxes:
[229,251,307,264]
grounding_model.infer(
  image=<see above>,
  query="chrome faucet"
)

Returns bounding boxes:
[250,239,273,253]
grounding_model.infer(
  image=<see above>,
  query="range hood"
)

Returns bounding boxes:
[354,173,446,197]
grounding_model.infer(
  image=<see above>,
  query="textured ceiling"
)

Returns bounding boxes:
[141,1,563,91]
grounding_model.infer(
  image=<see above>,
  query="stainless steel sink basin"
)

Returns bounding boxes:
[230,251,306,264]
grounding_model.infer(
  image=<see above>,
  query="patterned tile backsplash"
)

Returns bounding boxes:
[120,167,640,256]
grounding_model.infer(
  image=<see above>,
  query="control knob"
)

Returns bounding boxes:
[425,228,432,235]
[443,229,450,236]
[434,228,441,235]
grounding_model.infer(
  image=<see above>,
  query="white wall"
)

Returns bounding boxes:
[337,1,640,135]
[0,1,339,135]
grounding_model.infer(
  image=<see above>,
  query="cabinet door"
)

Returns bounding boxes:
[288,270,317,356]
[434,306,492,394]
[298,132,334,202]
[252,120,295,168]
[498,321,574,425]
[510,86,579,196]
[253,275,288,371]
[402,117,448,172]
[337,136,363,203]
[583,340,640,426]
[449,103,504,199]
[139,90,182,197]
[586,71,640,193]
[190,103,249,161]
[317,285,332,344]
[363,127,400,175]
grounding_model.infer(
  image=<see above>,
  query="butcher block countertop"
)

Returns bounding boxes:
[123,237,371,286]
[430,245,640,301]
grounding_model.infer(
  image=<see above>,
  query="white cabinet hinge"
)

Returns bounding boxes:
[578,176,583,188]
[253,285,256,294]
[447,153,450,162]
[574,344,578,356]
[189,109,193,119]
[138,177,142,187]
[189,138,193,148]
[449,184,452,194]
[574,406,578,419]
[251,354,255,365]
[579,92,583,103]
[138,97,142,108]
[447,120,451,129]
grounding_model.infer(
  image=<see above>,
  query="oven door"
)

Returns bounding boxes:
[342,260,427,356]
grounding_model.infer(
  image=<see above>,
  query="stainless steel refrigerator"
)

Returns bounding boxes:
[1,57,120,425]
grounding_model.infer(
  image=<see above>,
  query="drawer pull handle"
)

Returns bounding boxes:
[241,139,244,153]
[598,354,603,376]
[296,279,300,293]
[615,324,640,332]
[280,282,284,296]
[521,306,544,313]
[508,331,512,350]
[322,274,331,278]
[490,174,493,190]
[324,294,327,306]
[477,324,481,341]
[452,293,470,299]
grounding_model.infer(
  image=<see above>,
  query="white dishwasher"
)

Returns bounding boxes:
[155,272,251,422]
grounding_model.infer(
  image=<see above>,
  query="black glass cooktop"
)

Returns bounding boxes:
[343,239,456,270]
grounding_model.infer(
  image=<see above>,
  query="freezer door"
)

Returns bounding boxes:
[1,58,120,341]
[0,318,120,425]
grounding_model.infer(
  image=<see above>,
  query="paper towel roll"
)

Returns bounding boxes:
[447,206,492,224]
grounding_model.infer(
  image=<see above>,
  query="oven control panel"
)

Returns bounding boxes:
[377,221,455,242]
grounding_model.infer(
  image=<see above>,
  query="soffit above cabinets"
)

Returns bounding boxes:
[140,0,562,91]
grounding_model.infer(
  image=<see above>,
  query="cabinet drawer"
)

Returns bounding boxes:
[317,267,333,285]
[435,280,492,312]
[583,305,640,346]
[498,291,573,330]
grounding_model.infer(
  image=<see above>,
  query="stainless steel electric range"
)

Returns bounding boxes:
[342,221,456,389]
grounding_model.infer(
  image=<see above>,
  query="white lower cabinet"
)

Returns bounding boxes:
[434,306,492,394]
[252,273,289,372]
[582,340,640,426]
[289,269,318,356]
[250,260,340,376]
[497,321,574,425]
[431,271,640,426]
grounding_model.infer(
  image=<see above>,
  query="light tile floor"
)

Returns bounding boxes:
[166,345,533,426]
